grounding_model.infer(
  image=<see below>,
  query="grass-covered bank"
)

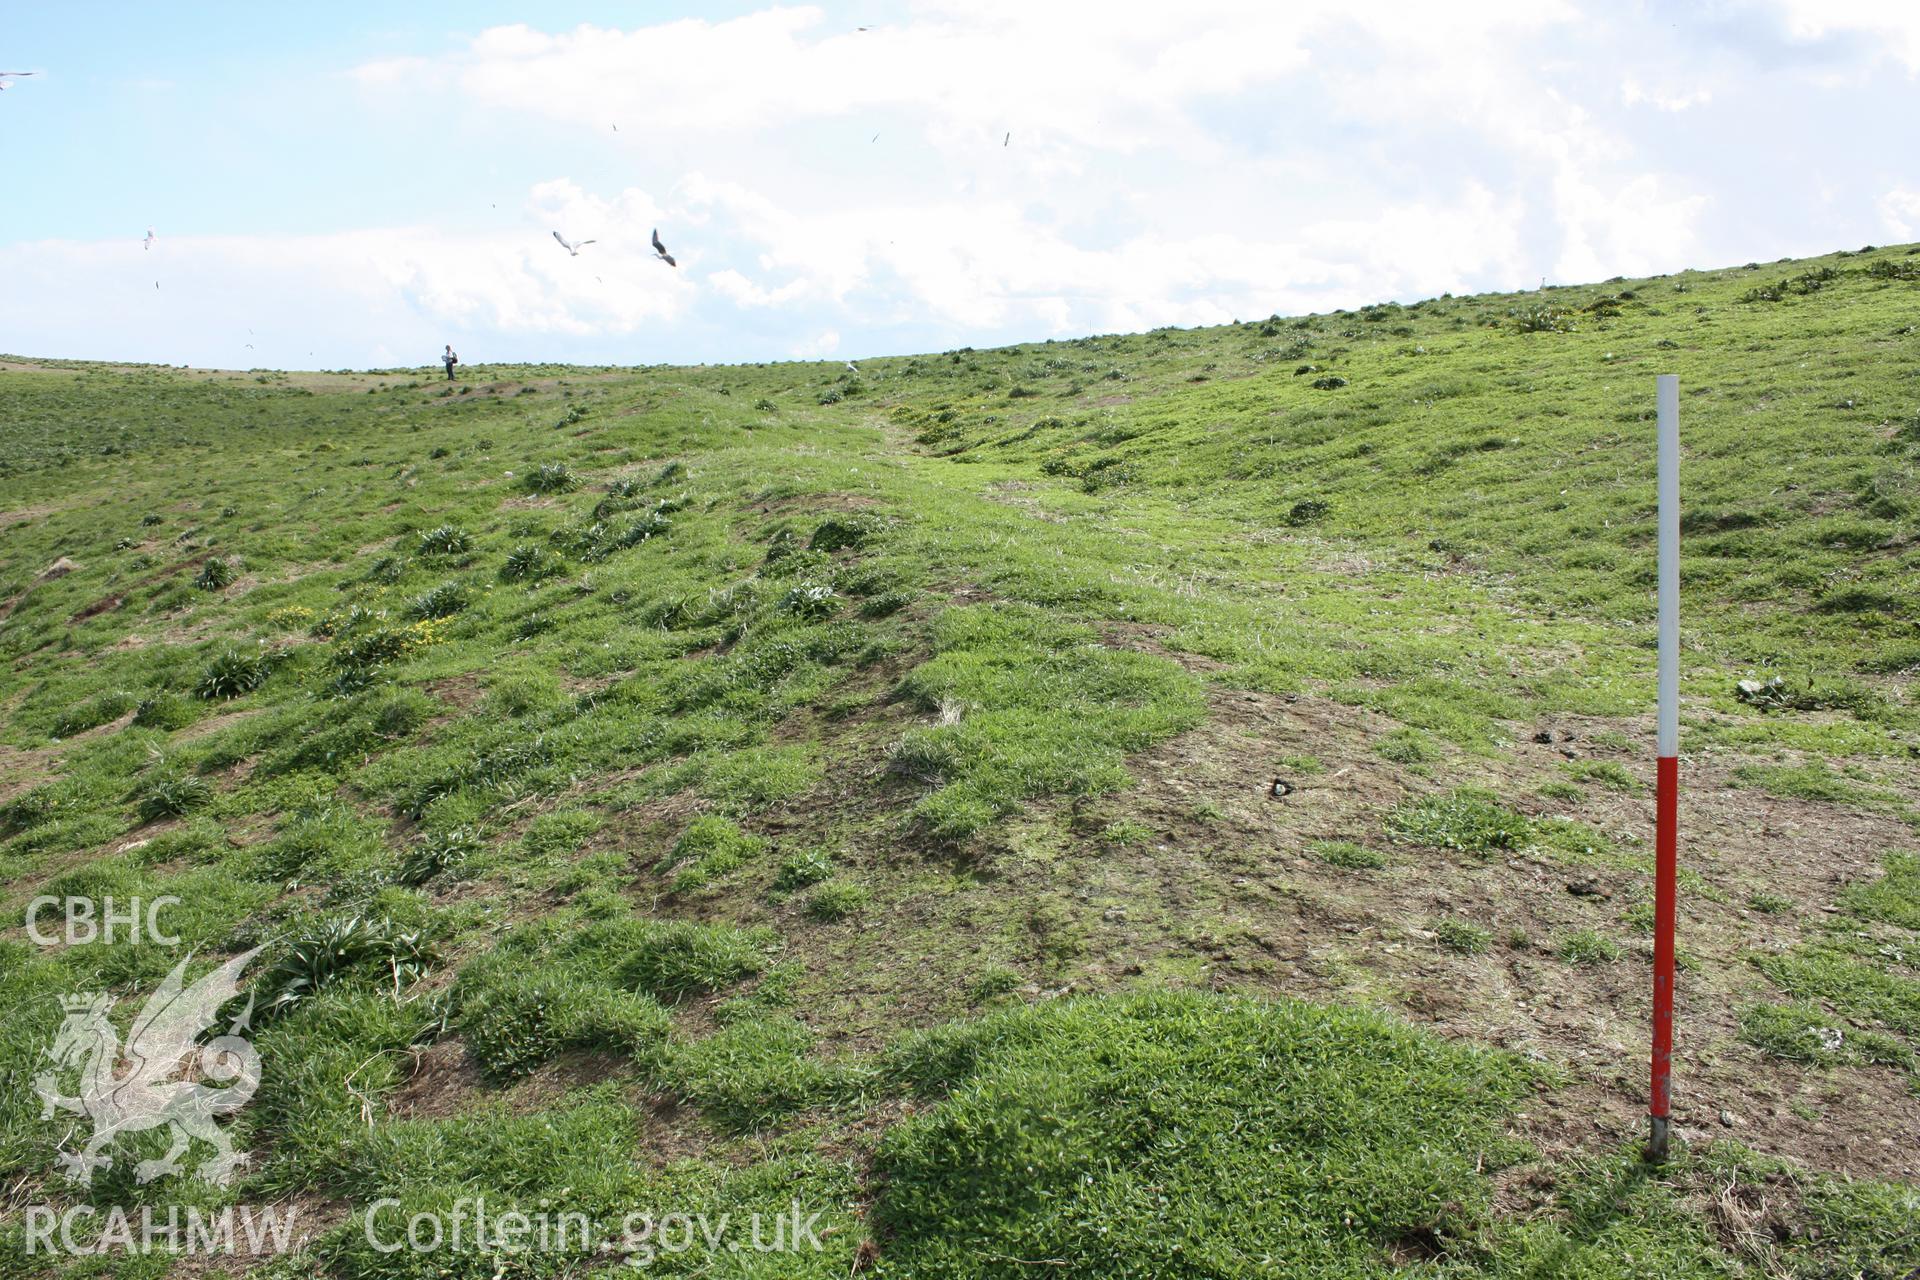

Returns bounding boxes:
[2,244,1918,1276]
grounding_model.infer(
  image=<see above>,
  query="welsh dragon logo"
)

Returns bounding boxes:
[33,948,263,1187]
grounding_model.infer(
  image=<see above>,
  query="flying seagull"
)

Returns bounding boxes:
[1003,131,1010,146]
[0,71,36,90]
[551,231,596,256]
[845,361,859,375]
[651,228,676,268]
[144,228,155,251]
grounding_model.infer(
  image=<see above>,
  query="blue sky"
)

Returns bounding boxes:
[3,1,1918,370]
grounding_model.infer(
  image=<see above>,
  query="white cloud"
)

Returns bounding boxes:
[0,191,695,370]
[331,1,1669,338]
[365,5,1319,155]
[1772,0,1920,74]
[1879,188,1920,239]
[1621,80,1713,111]
[792,328,839,358]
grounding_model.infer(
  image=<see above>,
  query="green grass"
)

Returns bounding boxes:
[1562,759,1643,792]
[1742,850,1920,1084]
[1843,850,1920,928]
[662,814,768,894]
[874,990,1534,1275]
[1559,929,1624,966]
[893,604,1204,837]
[806,879,872,921]
[1388,788,1532,855]
[1315,839,1389,870]
[4,244,1920,1277]
[1434,917,1494,954]
[1731,760,1910,812]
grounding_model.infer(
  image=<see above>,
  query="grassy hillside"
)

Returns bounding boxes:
[1,243,1918,1277]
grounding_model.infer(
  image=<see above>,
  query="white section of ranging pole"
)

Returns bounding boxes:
[1656,374,1679,758]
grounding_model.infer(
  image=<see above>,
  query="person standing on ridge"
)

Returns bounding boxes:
[443,345,459,381]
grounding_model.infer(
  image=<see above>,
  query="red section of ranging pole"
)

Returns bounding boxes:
[1650,756,1678,1129]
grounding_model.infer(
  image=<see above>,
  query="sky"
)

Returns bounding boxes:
[1,1,1918,370]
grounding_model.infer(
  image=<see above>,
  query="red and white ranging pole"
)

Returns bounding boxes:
[1649,373,1680,1162]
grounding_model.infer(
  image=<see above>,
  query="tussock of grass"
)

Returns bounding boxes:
[874,991,1531,1275]
[1842,850,1920,928]
[662,813,767,893]
[1434,917,1493,954]
[806,879,871,921]
[455,960,671,1078]
[1559,929,1623,965]
[664,1016,859,1132]
[1388,788,1531,855]
[1315,839,1388,870]
[894,604,1204,837]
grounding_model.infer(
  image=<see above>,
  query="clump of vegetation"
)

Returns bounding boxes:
[616,918,772,1000]
[1739,1002,1912,1069]
[775,846,836,891]
[1433,917,1492,954]
[1509,304,1571,333]
[968,965,1023,1003]
[663,815,767,893]
[1843,852,1920,929]
[500,543,563,582]
[1388,789,1531,855]
[406,581,469,620]
[136,770,213,822]
[1732,760,1902,809]
[362,554,406,584]
[525,462,579,494]
[193,556,238,591]
[1286,497,1331,526]
[258,915,436,1017]
[894,604,1203,838]
[416,524,471,556]
[1562,759,1642,792]
[51,690,138,737]
[397,826,482,886]
[860,589,913,618]
[1740,265,1840,303]
[1558,930,1622,965]
[131,692,197,731]
[456,959,672,1079]
[1314,839,1387,870]
[807,880,872,921]
[663,1015,853,1132]
[196,647,271,699]
[777,580,838,619]
[809,514,883,552]
[875,992,1531,1275]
